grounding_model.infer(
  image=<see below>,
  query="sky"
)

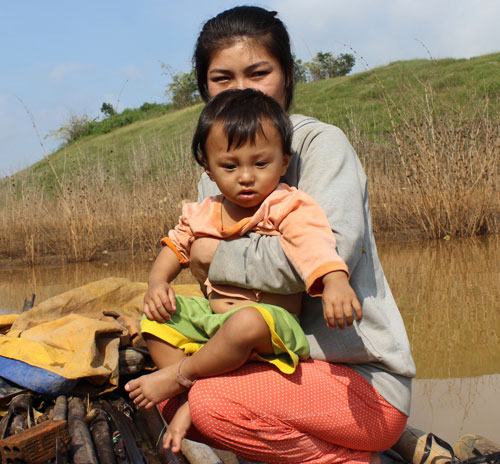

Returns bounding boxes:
[1,0,499,176]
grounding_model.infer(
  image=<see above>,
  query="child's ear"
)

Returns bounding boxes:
[205,167,214,181]
[281,154,291,175]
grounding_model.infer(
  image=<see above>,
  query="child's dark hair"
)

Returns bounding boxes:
[194,6,295,109]
[192,88,293,167]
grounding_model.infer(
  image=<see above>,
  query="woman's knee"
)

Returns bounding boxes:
[188,379,227,437]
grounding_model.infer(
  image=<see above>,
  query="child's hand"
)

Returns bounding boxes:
[322,271,362,329]
[163,401,192,453]
[143,280,177,322]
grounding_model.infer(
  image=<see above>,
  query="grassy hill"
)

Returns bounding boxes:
[8,52,500,192]
[293,53,500,134]
[1,53,498,262]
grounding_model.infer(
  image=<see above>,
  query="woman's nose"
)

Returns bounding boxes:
[234,77,246,90]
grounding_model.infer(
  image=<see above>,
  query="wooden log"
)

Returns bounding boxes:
[213,449,240,464]
[68,397,99,464]
[53,395,68,421]
[119,348,145,375]
[9,392,32,415]
[0,419,69,464]
[5,393,33,436]
[181,438,224,464]
[9,413,26,435]
[89,408,116,464]
[0,414,10,440]
[134,406,188,464]
[99,398,148,463]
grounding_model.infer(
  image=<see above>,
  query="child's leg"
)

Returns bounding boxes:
[126,306,273,408]
[126,333,187,408]
[143,333,185,368]
[180,306,273,380]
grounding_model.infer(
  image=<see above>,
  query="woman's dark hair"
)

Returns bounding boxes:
[192,88,293,167]
[194,6,295,110]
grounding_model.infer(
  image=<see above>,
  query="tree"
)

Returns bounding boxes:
[333,53,356,77]
[293,55,307,83]
[51,113,94,144]
[306,52,355,81]
[167,70,200,108]
[307,52,335,80]
[100,102,116,118]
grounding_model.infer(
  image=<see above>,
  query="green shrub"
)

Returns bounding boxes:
[54,102,174,145]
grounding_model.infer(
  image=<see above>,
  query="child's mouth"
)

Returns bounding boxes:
[238,191,258,200]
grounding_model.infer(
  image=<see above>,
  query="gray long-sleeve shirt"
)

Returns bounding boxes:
[199,114,416,415]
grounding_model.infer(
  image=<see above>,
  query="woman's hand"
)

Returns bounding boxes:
[189,237,219,285]
[163,401,192,453]
[143,280,177,323]
[322,272,362,329]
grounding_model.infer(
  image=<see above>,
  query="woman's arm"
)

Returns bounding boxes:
[195,173,303,293]
[203,118,366,292]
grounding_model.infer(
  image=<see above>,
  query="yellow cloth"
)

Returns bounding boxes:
[0,278,201,390]
[0,314,19,333]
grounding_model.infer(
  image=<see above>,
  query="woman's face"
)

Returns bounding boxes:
[207,39,286,108]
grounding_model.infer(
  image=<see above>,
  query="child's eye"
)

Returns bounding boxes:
[255,161,269,168]
[222,163,237,171]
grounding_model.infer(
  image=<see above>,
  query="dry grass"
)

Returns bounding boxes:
[351,86,499,240]
[1,87,498,263]
[0,134,201,264]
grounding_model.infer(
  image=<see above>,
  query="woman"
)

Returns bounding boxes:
[158,6,416,463]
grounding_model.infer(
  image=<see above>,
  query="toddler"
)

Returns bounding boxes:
[125,88,361,451]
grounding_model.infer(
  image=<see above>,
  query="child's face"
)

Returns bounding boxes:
[205,119,290,210]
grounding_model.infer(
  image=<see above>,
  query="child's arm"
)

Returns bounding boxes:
[143,247,182,323]
[322,271,362,329]
[261,187,362,327]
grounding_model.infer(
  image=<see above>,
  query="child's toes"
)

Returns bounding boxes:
[137,397,151,409]
[124,381,133,392]
[144,400,155,410]
[127,383,143,399]
[124,378,139,392]
[133,393,146,405]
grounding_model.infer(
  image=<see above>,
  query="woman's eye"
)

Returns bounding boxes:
[211,75,230,83]
[251,69,270,78]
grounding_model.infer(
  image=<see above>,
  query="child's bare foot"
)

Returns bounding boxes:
[163,402,192,453]
[124,362,185,409]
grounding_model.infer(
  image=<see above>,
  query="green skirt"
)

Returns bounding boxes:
[141,295,309,374]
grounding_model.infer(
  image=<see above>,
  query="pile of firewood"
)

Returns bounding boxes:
[0,388,259,464]
[0,391,178,464]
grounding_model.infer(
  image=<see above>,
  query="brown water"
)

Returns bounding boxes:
[1,236,499,444]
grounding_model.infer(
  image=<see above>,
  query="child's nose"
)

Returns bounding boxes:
[238,169,254,184]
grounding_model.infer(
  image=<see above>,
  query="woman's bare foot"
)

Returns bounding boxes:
[124,362,185,409]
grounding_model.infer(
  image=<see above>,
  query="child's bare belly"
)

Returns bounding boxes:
[208,290,303,315]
